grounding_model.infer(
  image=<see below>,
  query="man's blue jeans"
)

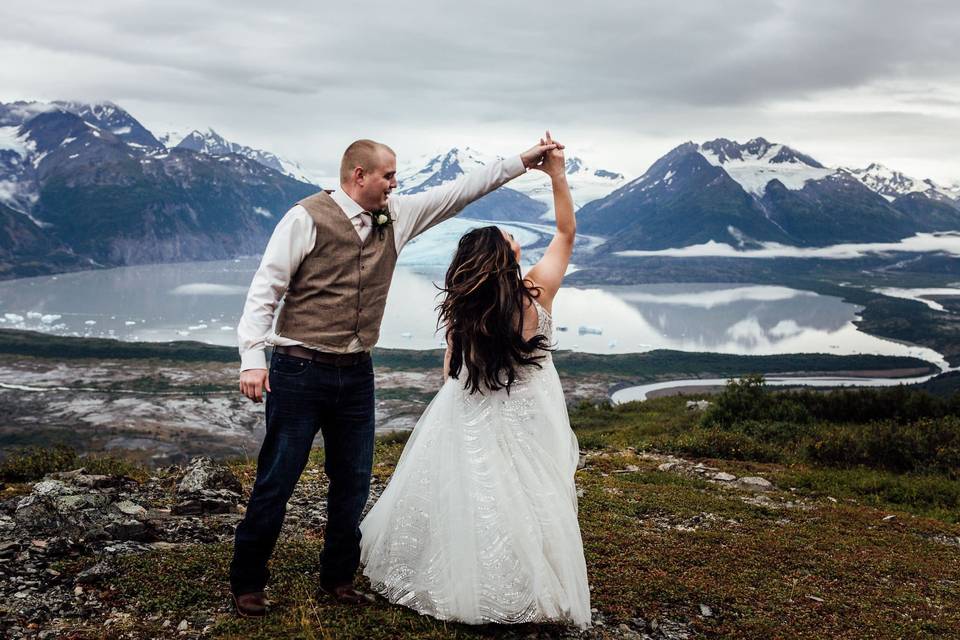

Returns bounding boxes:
[229,351,376,595]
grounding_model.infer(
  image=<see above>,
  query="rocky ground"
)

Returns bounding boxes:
[2,431,958,639]
[0,458,252,638]
[0,450,757,640]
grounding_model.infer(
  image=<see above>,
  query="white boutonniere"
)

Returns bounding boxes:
[369,208,394,240]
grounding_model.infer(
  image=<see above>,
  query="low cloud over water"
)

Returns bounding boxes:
[614,232,960,260]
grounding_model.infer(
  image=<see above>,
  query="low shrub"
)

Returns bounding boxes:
[807,417,960,477]
[670,428,783,463]
[0,445,147,482]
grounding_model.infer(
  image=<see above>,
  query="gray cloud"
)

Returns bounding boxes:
[1,0,958,181]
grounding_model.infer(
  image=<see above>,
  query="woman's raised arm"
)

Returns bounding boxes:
[525,132,575,312]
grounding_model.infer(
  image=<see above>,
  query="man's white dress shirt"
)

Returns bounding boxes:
[237,155,527,371]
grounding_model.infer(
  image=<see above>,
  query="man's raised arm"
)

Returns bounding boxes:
[391,141,559,248]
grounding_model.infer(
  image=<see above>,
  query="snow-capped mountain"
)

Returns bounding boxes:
[689,137,959,206]
[841,163,957,204]
[0,100,163,150]
[397,147,493,194]
[53,101,163,150]
[577,137,960,252]
[173,128,315,184]
[0,100,317,278]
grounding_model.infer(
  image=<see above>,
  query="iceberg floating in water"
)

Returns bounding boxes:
[170,283,249,296]
[578,325,603,336]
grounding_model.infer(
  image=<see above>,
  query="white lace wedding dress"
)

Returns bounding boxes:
[360,300,591,628]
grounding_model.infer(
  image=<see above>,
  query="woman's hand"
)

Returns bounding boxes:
[531,131,566,178]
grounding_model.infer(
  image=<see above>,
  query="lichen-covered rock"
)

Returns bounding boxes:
[75,560,114,584]
[171,489,239,516]
[736,476,774,492]
[114,500,147,517]
[176,457,242,495]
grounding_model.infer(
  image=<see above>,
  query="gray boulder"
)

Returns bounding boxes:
[177,457,242,495]
[736,476,774,492]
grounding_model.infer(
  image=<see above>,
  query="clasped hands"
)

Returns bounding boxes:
[521,131,566,177]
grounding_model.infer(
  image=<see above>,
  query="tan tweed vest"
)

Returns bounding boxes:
[275,191,398,351]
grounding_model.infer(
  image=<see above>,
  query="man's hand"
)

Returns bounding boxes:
[240,368,270,403]
[520,135,564,170]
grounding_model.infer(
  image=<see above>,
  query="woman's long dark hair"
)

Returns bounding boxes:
[437,226,552,394]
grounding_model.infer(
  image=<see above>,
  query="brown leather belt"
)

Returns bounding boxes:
[273,345,371,367]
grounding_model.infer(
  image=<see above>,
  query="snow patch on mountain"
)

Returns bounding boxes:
[0,125,41,219]
[0,126,32,156]
[52,101,161,149]
[157,128,190,148]
[841,163,956,203]
[697,137,833,196]
[0,179,45,225]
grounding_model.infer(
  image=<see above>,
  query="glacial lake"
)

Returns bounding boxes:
[0,260,948,371]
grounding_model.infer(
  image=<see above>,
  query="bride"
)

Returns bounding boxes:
[359,132,590,628]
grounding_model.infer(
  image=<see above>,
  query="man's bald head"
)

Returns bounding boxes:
[339,139,398,213]
[340,139,396,186]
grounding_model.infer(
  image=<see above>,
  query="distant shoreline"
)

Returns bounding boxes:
[644,366,934,400]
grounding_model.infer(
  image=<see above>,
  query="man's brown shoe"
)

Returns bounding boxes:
[316,583,372,606]
[232,591,269,617]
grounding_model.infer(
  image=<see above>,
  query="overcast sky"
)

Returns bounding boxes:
[2,0,959,183]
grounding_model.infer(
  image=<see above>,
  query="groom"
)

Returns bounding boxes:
[229,137,560,616]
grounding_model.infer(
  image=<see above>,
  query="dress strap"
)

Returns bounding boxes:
[531,297,552,320]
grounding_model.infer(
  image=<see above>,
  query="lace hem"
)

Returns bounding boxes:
[367,577,589,628]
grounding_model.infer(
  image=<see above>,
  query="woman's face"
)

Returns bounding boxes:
[499,228,521,262]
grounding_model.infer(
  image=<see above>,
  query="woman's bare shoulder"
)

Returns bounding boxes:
[523,277,555,314]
